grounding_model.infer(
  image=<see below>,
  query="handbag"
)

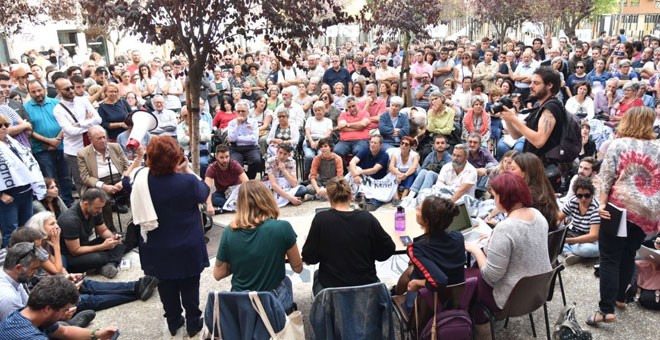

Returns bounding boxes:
[249,291,305,340]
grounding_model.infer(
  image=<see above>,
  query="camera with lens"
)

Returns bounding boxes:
[490,97,514,114]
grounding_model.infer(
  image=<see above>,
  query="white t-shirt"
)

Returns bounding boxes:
[305,116,333,140]
[387,148,419,173]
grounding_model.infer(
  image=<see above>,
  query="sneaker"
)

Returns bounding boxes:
[399,196,415,208]
[303,194,315,202]
[99,263,118,279]
[564,254,582,266]
[391,198,400,206]
[67,310,96,328]
[136,276,159,301]
[355,193,366,210]
[214,207,225,215]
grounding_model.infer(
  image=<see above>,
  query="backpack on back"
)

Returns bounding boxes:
[544,98,581,163]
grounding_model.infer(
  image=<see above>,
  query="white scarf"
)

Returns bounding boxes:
[129,166,159,242]
[0,136,46,199]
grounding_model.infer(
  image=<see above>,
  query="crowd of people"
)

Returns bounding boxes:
[0,30,659,339]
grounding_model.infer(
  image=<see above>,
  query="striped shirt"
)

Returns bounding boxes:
[0,309,57,339]
[561,197,600,235]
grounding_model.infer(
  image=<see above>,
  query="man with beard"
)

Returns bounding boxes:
[53,78,101,196]
[0,74,31,147]
[58,188,126,278]
[432,47,455,87]
[0,274,118,339]
[0,242,49,319]
[501,67,564,165]
[433,144,477,202]
[24,80,74,207]
[126,50,141,76]
[564,156,598,199]
[400,135,452,206]
[204,144,249,215]
[512,50,539,102]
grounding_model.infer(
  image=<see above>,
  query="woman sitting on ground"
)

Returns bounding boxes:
[558,177,600,264]
[465,172,551,334]
[302,177,395,296]
[214,180,303,312]
[394,197,466,311]
[33,177,68,218]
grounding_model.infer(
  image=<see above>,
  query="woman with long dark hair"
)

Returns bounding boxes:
[510,153,560,231]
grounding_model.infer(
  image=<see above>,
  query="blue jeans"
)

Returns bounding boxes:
[0,188,33,248]
[34,150,73,206]
[563,242,599,258]
[77,279,138,312]
[333,140,368,157]
[496,137,525,160]
[271,276,294,313]
[302,142,321,177]
[211,191,227,208]
[410,169,438,194]
[398,173,417,190]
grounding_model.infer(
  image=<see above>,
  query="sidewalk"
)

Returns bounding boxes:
[91,201,658,339]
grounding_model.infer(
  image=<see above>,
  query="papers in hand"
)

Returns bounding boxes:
[602,203,627,237]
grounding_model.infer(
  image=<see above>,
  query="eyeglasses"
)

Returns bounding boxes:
[379,60,387,63]
[277,115,287,118]
[16,243,37,264]
[1,123,11,128]
[575,66,585,69]
[576,193,592,199]
[400,142,410,146]
[366,90,375,94]
[321,97,329,100]
[236,109,247,113]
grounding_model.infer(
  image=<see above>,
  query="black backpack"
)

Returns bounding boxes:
[544,98,581,163]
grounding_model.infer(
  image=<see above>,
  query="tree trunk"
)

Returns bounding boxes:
[187,60,203,176]
[402,32,411,106]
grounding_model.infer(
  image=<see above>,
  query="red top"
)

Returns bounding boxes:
[213,110,237,130]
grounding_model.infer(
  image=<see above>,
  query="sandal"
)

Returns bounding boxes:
[615,301,627,310]
[586,310,616,327]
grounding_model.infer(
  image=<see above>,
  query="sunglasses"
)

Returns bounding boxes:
[400,142,411,146]
[575,66,585,69]
[1,123,11,128]
[576,193,592,199]
[277,115,287,118]
[16,243,37,264]
[321,97,329,100]
[61,86,75,91]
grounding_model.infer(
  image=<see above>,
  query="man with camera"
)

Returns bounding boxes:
[500,67,564,165]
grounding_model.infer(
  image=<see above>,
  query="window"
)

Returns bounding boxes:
[630,0,639,7]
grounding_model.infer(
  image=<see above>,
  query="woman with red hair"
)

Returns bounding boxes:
[122,136,210,337]
[465,172,551,336]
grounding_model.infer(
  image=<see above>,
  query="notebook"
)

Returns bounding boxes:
[601,203,627,237]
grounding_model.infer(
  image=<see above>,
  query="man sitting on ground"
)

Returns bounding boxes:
[466,133,498,198]
[58,189,125,278]
[0,275,118,339]
[401,135,452,206]
[306,138,344,201]
[204,145,248,214]
[265,144,307,207]
[348,135,391,211]
[433,144,477,202]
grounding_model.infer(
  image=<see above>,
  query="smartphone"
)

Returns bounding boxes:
[399,236,412,246]
[74,273,87,283]
[109,330,120,340]
[615,51,625,57]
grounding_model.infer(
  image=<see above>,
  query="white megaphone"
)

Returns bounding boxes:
[126,110,158,151]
